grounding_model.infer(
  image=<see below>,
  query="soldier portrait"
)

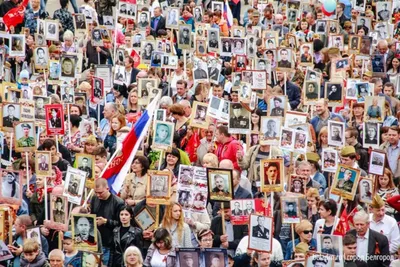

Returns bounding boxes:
[268,96,286,117]
[15,122,35,152]
[359,179,373,203]
[281,197,300,223]
[51,195,67,224]
[229,103,251,133]
[277,48,293,69]
[77,154,94,179]
[248,214,273,252]
[36,152,51,176]
[332,164,360,200]
[72,214,98,251]
[45,104,65,135]
[231,201,243,216]
[252,215,270,239]
[207,168,233,202]
[328,121,345,147]
[2,104,20,128]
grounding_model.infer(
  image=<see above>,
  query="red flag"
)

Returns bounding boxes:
[347,205,364,228]
[333,208,350,236]
[130,49,141,68]
[186,131,200,163]
[3,0,29,29]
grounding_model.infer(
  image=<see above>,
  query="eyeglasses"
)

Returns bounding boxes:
[303,230,312,234]
[201,239,213,242]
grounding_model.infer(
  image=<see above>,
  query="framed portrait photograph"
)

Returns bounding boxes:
[76,153,95,186]
[316,234,343,264]
[299,43,313,65]
[328,120,345,147]
[49,194,68,227]
[279,127,295,151]
[372,54,386,75]
[376,1,391,21]
[79,119,95,139]
[0,240,13,262]
[294,130,308,153]
[207,28,220,52]
[315,20,327,34]
[355,82,371,102]
[33,47,49,70]
[150,51,163,68]
[248,215,273,252]
[322,148,338,173]
[357,16,371,35]
[328,35,344,51]
[9,34,25,57]
[359,178,374,204]
[73,13,86,30]
[45,104,65,135]
[92,77,104,101]
[1,103,21,129]
[305,252,334,267]
[114,65,126,84]
[161,55,178,69]
[71,214,98,251]
[334,58,349,72]
[363,122,380,149]
[196,38,207,56]
[260,158,284,192]
[177,189,193,209]
[207,57,221,85]
[255,58,270,72]
[231,38,246,55]
[35,151,51,176]
[220,38,232,56]
[288,174,307,195]
[176,248,201,267]
[267,95,287,117]
[207,168,233,202]
[360,36,372,55]
[284,111,308,128]
[260,116,281,145]
[202,248,228,267]
[91,28,104,47]
[281,196,301,224]
[82,251,102,267]
[325,82,343,106]
[348,35,361,54]
[60,82,74,103]
[193,58,209,82]
[190,101,210,129]
[146,170,172,204]
[0,170,22,204]
[277,48,293,69]
[178,24,192,50]
[33,96,51,121]
[45,20,59,41]
[137,11,150,29]
[14,122,35,152]
[152,121,174,150]
[166,7,179,29]
[331,164,361,200]
[95,65,112,88]
[48,59,61,81]
[346,79,358,100]
[134,208,156,231]
[368,150,386,176]
[60,55,76,78]
[228,103,251,134]
[63,166,87,205]
[137,79,157,105]
[303,80,320,105]
[364,96,384,123]
[26,227,42,247]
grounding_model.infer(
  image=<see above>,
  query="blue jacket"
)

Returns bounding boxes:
[313,172,327,195]
[285,238,317,260]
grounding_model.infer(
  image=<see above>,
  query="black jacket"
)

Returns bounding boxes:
[113,226,143,267]
[90,193,125,248]
[210,216,248,250]
[150,16,166,37]
[354,143,369,173]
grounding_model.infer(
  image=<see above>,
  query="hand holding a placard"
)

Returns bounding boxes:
[236,148,243,161]
[220,234,228,243]
[143,230,154,240]
[96,216,107,226]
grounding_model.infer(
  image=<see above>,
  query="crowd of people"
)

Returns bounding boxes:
[1,0,400,266]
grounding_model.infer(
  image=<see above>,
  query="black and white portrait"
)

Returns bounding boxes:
[63,166,87,205]
[357,17,371,35]
[329,35,344,51]
[45,20,59,41]
[141,41,155,62]
[363,122,379,148]
[166,8,179,28]
[207,29,220,51]
[326,83,343,103]
[369,150,385,175]
[212,2,223,12]
[34,47,49,68]
[10,34,25,57]
[260,117,281,145]
[232,38,245,55]
[268,96,286,117]
[50,195,67,225]
[1,170,21,201]
[376,2,391,21]
[2,104,20,128]
[74,14,86,29]
[315,20,327,34]
[193,58,209,81]
[248,215,272,252]
[359,179,373,203]
[91,29,104,47]
[328,121,345,147]
[194,6,203,22]
[277,48,293,69]
[72,214,98,251]
[229,103,251,133]
[60,56,76,78]
[178,25,192,49]
[150,174,169,197]
[137,11,150,29]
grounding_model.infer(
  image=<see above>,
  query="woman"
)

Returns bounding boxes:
[127,89,142,122]
[185,66,194,90]
[112,84,128,110]
[251,108,262,132]
[143,228,176,267]
[61,30,77,52]
[160,148,181,177]
[197,229,214,248]
[313,199,337,239]
[104,114,126,155]
[160,202,192,248]
[113,206,143,267]
[308,157,326,194]
[305,188,320,224]
[180,6,195,31]
[285,220,316,260]
[316,126,329,156]
[169,104,189,143]
[202,153,219,168]
[2,171,20,199]
[124,246,143,267]
[63,114,83,162]
[121,156,150,206]
[375,168,399,217]
[83,135,98,154]
[387,57,400,85]
[190,83,209,104]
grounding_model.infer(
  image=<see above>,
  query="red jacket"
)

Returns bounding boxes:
[215,137,243,171]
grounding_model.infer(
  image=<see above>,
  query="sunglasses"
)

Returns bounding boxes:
[303,230,312,234]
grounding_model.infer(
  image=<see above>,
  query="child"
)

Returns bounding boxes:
[63,232,81,267]
[20,239,50,267]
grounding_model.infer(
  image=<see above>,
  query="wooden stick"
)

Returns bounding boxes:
[270,192,274,217]
[331,196,343,235]
[221,202,226,235]
[8,209,13,245]
[155,204,160,228]
[9,133,13,161]
[67,104,72,144]
[291,224,296,254]
[58,231,62,250]
[25,152,29,187]
[55,135,59,153]
[44,175,48,221]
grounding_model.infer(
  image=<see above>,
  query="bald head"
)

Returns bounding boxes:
[377,40,388,54]
[219,159,234,169]
[275,14,284,25]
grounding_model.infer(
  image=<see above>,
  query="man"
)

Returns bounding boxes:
[321,236,338,257]
[90,179,124,266]
[230,103,249,129]
[345,127,369,172]
[209,31,219,48]
[379,126,400,181]
[35,47,47,66]
[265,162,280,185]
[53,197,65,223]
[182,253,194,267]
[272,14,289,36]
[38,154,49,171]
[61,57,74,77]
[337,170,354,193]
[180,28,190,45]
[75,217,96,245]
[243,201,255,215]
[123,56,140,85]
[17,124,34,148]
[232,201,243,215]
[361,181,372,201]
[378,3,390,21]
[62,86,74,102]
[301,45,312,63]
[297,161,322,191]
[212,174,229,195]
[257,59,267,70]
[357,18,369,35]
[168,9,178,25]
[193,60,208,80]
[347,210,390,267]
[328,84,342,101]
[196,124,215,165]
[172,80,191,103]
[208,59,220,81]
[306,82,318,99]
[92,30,102,43]
[212,125,243,170]
[343,234,368,267]
[252,216,269,239]
[48,249,64,267]
[138,12,149,28]
[264,120,277,138]
[100,103,118,140]
[274,71,301,109]
[150,7,166,37]
[270,97,284,117]
[78,157,92,178]
[278,49,292,68]
[285,203,297,217]
[310,99,344,136]
[3,104,19,127]
[331,126,342,142]
[369,195,400,254]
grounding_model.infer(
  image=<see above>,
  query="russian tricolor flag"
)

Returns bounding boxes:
[223,0,234,28]
[102,94,160,193]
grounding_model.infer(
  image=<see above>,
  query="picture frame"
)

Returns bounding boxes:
[305,252,334,267]
[92,77,104,101]
[9,34,25,57]
[316,235,343,265]
[152,121,174,150]
[228,103,251,134]
[280,196,301,224]
[260,159,284,192]
[134,208,156,231]
[288,174,307,195]
[94,65,112,89]
[79,119,95,140]
[328,120,345,147]
[33,96,51,121]
[176,248,201,267]
[81,251,102,267]
[63,166,87,205]
[166,7,180,29]
[73,13,86,30]
[328,35,344,51]
[49,194,68,228]
[146,170,172,205]
[0,169,22,205]
[364,96,384,123]
[325,82,343,107]
[355,81,371,102]
[207,57,221,85]
[322,148,338,173]
[363,122,380,149]
[76,153,95,187]
[45,20,59,41]
[35,151,52,177]
[360,36,372,55]
[315,20,327,34]
[260,116,281,145]
[0,241,13,261]
[0,131,4,155]
[196,38,207,56]
[150,51,163,68]
[279,127,295,151]
[91,28,104,47]
[193,57,209,83]
[331,164,361,200]
[299,43,313,65]
[359,177,374,204]
[45,104,65,135]
[202,248,228,267]
[178,24,192,50]
[207,28,220,53]
[267,95,287,117]
[1,103,21,129]
[71,214,98,252]
[207,168,234,202]
[248,214,273,252]
[60,55,76,79]
[368,150,386,176]
[190,101,210,129]
[161,55,178,69]
[26,227,42,247]
[14,121,36,152]
[137,11,150,29]
[304,80,320,105]
[277,48,294,69]
[33,47,49,70]
[348,35,361,54]
[284,111,308,127]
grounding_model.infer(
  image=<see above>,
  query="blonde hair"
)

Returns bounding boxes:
[202,153,218,167]
[317,126,328,145]
[123,246,143,266]
[295,220,313,235]
[161,201,185,242]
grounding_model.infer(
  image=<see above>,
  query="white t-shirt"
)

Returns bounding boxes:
[150,249,167,267]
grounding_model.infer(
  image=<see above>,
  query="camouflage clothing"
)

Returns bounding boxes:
[24,8,49,35]
[53,8,74,33]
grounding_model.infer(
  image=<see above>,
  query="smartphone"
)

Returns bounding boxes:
[12,241,19,248]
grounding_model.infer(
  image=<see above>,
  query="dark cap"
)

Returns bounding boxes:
[231,103,242,109]
[183,254,193,260]
[21,123,31,129]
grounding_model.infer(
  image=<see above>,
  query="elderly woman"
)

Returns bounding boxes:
[124,246,143,267]
[285,220,317,260]
[143,228,176,267]
[61,30,77,52]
